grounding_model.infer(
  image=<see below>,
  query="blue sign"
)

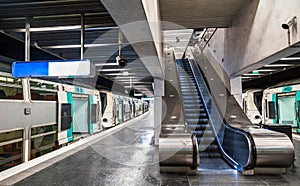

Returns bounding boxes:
[12,60,92,78]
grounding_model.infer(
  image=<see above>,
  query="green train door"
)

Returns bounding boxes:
[296,91,300,133]
[72,95,89,133]
[277,93,297,127]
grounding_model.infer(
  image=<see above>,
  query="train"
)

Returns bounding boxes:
[100,90,149,128]
[242,79,300,133]
[242,89,263,124]
[0,72,149,172]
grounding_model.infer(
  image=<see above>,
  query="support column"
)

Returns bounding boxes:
[24,16,31,163]
[154,78,164,145]
[80,13,85,60]
[25,17,31,62]
[230,76,243,108]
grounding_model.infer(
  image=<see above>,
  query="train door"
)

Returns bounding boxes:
[296,91,300,133]
[57,91,73,145]
[72,95,89,133]
[277,93,297,127]
[133,100,136,117]
[118,98,123,123]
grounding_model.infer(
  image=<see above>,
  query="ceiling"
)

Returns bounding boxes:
[242,52,300,90]
[160,0,246,29]
[0,0,154,96]
[0,0,251,96]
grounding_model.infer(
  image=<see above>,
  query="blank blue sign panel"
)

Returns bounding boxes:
[12,60,91,78]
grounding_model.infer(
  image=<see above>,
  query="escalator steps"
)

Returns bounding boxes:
[177,59,221,159]
[199,152,221,158]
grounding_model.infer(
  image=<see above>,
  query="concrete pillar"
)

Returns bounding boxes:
[230,76,243,108]
[153,78,164,145]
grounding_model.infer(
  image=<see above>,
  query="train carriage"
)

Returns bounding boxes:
[242,89,263,124]
[0,73,102,171]
[262,83,300,133]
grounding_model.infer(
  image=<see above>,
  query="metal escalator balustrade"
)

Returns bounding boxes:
[159,51,199,173]
[176,59,221,159]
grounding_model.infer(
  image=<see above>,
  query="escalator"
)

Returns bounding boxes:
[176,59,230,170]
[173,56,295,174]
[177,59,219,158]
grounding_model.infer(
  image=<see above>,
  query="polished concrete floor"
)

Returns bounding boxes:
[1,108,300,185]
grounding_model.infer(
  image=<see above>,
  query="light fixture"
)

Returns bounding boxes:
[243,73,262,76]
[254,69,276,72]
[264,64,293,67]
[280,57,300,61]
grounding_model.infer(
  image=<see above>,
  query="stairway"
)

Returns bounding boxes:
[176,59,220,158]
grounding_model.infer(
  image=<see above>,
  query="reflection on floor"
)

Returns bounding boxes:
[199,158,232,170]
[1,108,300,185]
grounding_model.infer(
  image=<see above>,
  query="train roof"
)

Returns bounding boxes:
[267,78,300,89]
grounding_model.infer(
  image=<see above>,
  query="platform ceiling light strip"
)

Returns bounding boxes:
[280,57,300,61]
[264,64,294,67]
[103,73,136,76]
[115,76,142,79]
[43,43,124,49]
[241,77,252,79]
[0,12,111,21]
[99,69,129,72]
[6,25,117,32]
[12,60,93,78]
[254,69,276,72]
[123,82,153,84]
[243,73,262,76]
[95,63,119,66]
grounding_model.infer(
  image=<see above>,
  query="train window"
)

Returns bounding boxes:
[264,99,268,118]
[29,81,58,101]
[0,129,23,172]
[30,124,58,160]
[253,91,263,114]
[0,86,23,100]
[30,81,58,90]
[30,89,57,101]
[61,103,72,131]
[100,93,107,115]
[0,76,23,100]
[91,104,98,123]
[0,76,21,85]
[243,99,247,113]
[268,101,276,119]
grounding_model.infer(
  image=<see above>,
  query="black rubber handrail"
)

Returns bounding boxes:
[186,58,256,169]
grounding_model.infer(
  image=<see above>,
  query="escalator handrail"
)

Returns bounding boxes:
[186,58,256,169]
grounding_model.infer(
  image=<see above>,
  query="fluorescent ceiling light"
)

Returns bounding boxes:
[243,74,262,76]
[124,85,152,88]
[98,69,129,72]
[43,43,125,49]
[254,69,276,72]
[123,82,152,84]
[95,63,119,67]
[241,77,252,79]
[114,76,140,79]
[6,25,117,32]
[280,57,300,61]
[103,73,135,76]
[264,64,293,67]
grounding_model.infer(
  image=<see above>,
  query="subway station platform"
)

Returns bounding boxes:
[0,107,300,185]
